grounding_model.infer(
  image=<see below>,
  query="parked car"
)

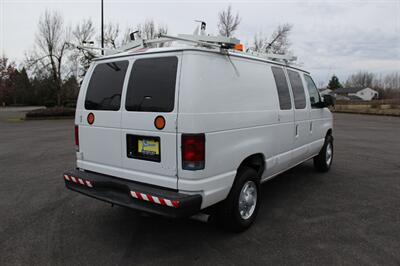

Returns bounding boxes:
[63,45,334,232]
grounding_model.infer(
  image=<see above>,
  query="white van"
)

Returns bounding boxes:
[64,43,334,232]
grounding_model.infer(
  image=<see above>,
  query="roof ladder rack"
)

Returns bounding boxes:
[71,20,297,64]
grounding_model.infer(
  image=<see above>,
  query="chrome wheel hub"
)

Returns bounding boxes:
[238,181,257,220]
[326,143,333,165]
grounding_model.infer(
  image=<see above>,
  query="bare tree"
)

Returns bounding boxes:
[70,19,96,76]
[121,20,169,47]
[132,20,169,47]
[156,24,168,47]
[27,10,70,106]
[73,19,95,44]
[343,71,400,93]
[249,24,293,55]
[103,22,120,49]
[136,20,157,40]
[122,26,135,45]
[345,71,375,88]
[0,56,14,105]
[368,72,400,99]
[265,23,293,54]
[0,56,12,82]
[157,24,168,36]
[218,5,241,37]
[383,72,400,90]
[252,34,264,52]
[140,20,155,40]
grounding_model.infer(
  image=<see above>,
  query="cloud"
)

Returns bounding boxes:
[2,0,399,86]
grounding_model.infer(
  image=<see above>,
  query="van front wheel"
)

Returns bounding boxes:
[314,134,333,172]
[216,167,260,232]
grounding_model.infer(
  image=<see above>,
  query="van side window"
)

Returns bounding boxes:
[271,66,292,110]
[85,61,129,111]
[304,75,322,107]
[126,57,178,112]
[287,70,306,109]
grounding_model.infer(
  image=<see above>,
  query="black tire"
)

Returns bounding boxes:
[313,134,334,172]
[215,167,261,232]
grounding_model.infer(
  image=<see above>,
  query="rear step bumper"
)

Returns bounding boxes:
[63,169,202,218]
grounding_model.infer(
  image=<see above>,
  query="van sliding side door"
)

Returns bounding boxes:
[271,66,295,174]
[286,69,310,164]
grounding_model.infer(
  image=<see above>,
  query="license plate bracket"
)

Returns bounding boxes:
[126,134,161,162]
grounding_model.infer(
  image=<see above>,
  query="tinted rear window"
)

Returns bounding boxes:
[271,66,292,110]
[85,61,129,111]
[287,70,306,109]
[126,57,178,112]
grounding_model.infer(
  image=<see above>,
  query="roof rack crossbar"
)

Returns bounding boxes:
[76,45,121,53]
[159,34,222,48]
[118,32,241,53]
[243,50,297,63]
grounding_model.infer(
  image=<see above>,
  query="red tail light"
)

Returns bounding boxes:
[74,125,79,151]
[182,134,205,170]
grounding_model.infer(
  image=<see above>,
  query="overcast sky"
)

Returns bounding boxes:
[1,0,399,85]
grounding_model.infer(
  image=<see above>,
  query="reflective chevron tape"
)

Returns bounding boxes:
[130,191,179,208]
[64,174,93,188]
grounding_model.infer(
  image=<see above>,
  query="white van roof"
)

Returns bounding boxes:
[93,46,310,74]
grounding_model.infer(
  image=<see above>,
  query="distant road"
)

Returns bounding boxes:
[0,106,45,112]
[0,106,44,121]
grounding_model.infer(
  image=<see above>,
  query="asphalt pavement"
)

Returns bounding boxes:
[0,113,399,265]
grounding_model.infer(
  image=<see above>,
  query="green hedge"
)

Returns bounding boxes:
[26,107,75,118]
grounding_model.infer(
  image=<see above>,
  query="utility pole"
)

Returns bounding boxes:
[101,0,104,55]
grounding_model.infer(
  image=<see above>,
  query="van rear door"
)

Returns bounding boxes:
[78,60,129,171]
[120,54,181,189]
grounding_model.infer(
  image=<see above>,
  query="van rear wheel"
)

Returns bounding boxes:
[313,134,333,172]
[215,167,260,232]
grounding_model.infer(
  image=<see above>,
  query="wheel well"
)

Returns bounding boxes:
[238,153,265,178]
[326,128,332,137]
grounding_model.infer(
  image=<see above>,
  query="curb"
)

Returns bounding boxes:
[332,110,400,117]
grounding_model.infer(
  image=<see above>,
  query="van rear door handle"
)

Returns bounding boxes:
[295,124,299,138]
[310,122,313,133]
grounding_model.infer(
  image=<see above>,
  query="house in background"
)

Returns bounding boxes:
[318,88,332,96]
[334,87,379,101]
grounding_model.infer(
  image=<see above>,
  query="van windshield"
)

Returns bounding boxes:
[125,56,178,112]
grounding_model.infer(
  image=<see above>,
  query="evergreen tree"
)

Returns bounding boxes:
[327,75,343,91]
[14,68,32,105]
[61,75,79,106]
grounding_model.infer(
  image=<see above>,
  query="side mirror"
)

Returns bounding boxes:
[323,94,335,107]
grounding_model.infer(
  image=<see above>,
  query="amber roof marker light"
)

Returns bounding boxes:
[154,116,166,130]
[234,43,244,51]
